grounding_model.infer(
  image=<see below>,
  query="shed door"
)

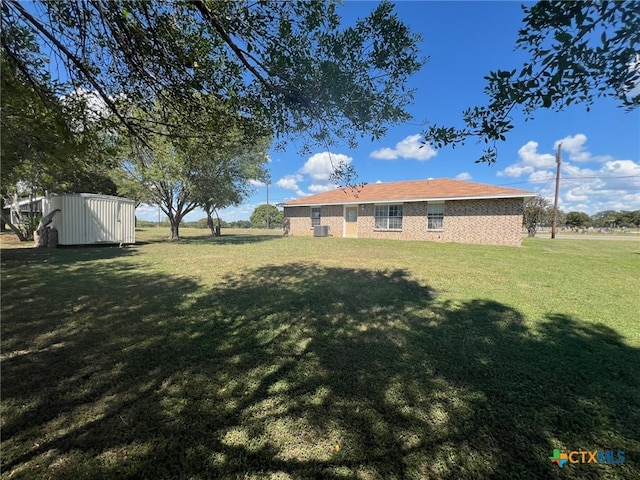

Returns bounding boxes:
[344,207,358,238]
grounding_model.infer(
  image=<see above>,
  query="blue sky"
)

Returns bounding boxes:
[142,1,640,222]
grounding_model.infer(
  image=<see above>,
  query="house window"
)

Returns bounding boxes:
[374,204,403,230]
[311,207,321,227]
[427,202,444,230]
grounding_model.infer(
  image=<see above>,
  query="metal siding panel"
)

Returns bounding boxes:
[87,197,98,242]
[65,195,85,245]
[122,201,136,243]
[47,194,136,245]
[86,197,105,242]
[59,196,72,244]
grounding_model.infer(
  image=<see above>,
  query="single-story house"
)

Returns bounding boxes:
[281,178,536,246]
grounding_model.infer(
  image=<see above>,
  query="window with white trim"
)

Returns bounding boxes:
[311,207,321,227]
[427,202,444,230]
[374,204,403,230]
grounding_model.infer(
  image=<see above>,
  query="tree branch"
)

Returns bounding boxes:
[191,0,297,101]
[6,0,146,145]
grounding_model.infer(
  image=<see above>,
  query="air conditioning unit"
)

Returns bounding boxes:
[314,225,329,237]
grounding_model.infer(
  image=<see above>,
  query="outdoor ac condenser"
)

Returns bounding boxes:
[314,225,329,237]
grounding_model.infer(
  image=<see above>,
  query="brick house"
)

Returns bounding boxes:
[281,178,536,246]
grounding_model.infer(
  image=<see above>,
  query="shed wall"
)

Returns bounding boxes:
[46,194,135,245]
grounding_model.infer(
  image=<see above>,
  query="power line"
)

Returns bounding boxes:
[497,174,640,186]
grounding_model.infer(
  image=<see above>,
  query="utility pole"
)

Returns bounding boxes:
[266,182,270,229]
[551,143,562,239]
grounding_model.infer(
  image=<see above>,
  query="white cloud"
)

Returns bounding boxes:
[517,141,556,168]
[528,170,555,183]
[559,175,640,212]
[554,134,590,162]
[136,204,160,220]
[565,190,589,202]
[563,163,597,177]
[370,134,437,161]
[300,152,353,182]
[498,164,535,178]
[183,208,207,222]
[498,135,640,214]
[455,172,472,181]
[249,179,266,187]
[60,88,125,121]
[601,159,640,179]
[276,174,305,196]
[497,138,592,181]
[370,148,399,160]
[219,203,262,222]
[275,151,352,197]
[308,184,338,193]
[554,134,613,163]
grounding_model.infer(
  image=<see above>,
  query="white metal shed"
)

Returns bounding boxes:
[44,194,136,245]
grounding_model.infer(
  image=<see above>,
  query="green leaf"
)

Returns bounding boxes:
[554,31,572,44]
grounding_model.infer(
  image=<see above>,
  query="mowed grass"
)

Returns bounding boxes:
[1,228,639,479]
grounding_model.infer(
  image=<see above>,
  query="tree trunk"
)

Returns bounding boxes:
[206,212,216,236]
[28,189,36,240]
[215,209,221,236]
[0,210,29,241]
[169,216,180,240]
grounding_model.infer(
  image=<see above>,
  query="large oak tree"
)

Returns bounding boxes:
[2,0,423,150]
[3,0,423,238]
[121,99,269,240]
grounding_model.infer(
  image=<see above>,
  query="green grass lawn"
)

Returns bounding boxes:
[2,228,639,479]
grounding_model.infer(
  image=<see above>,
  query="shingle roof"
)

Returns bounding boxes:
[282,178,535,206]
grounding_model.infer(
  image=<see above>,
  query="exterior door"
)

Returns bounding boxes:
[344,206,358,238]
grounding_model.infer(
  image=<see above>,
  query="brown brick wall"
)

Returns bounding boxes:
[443,198,524,246]
[284,198,524,246]
[283,205,344,237]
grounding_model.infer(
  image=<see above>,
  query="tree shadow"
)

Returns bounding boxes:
[1,261,638,479]
[1,244,138,265]
[183,232,283,245]
[135,232,282,245]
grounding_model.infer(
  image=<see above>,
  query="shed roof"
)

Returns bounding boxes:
[282,178,536,206]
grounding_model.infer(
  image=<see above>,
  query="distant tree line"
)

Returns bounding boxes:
[137,219,255,230]
[575,210,640,229]
[136,204,284,231]
[524,196,640,237]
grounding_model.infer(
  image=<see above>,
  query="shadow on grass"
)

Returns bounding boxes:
[135,233,282,246]
[0,244,138,265]
[183,233,283,245]
[1,260,638,479]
